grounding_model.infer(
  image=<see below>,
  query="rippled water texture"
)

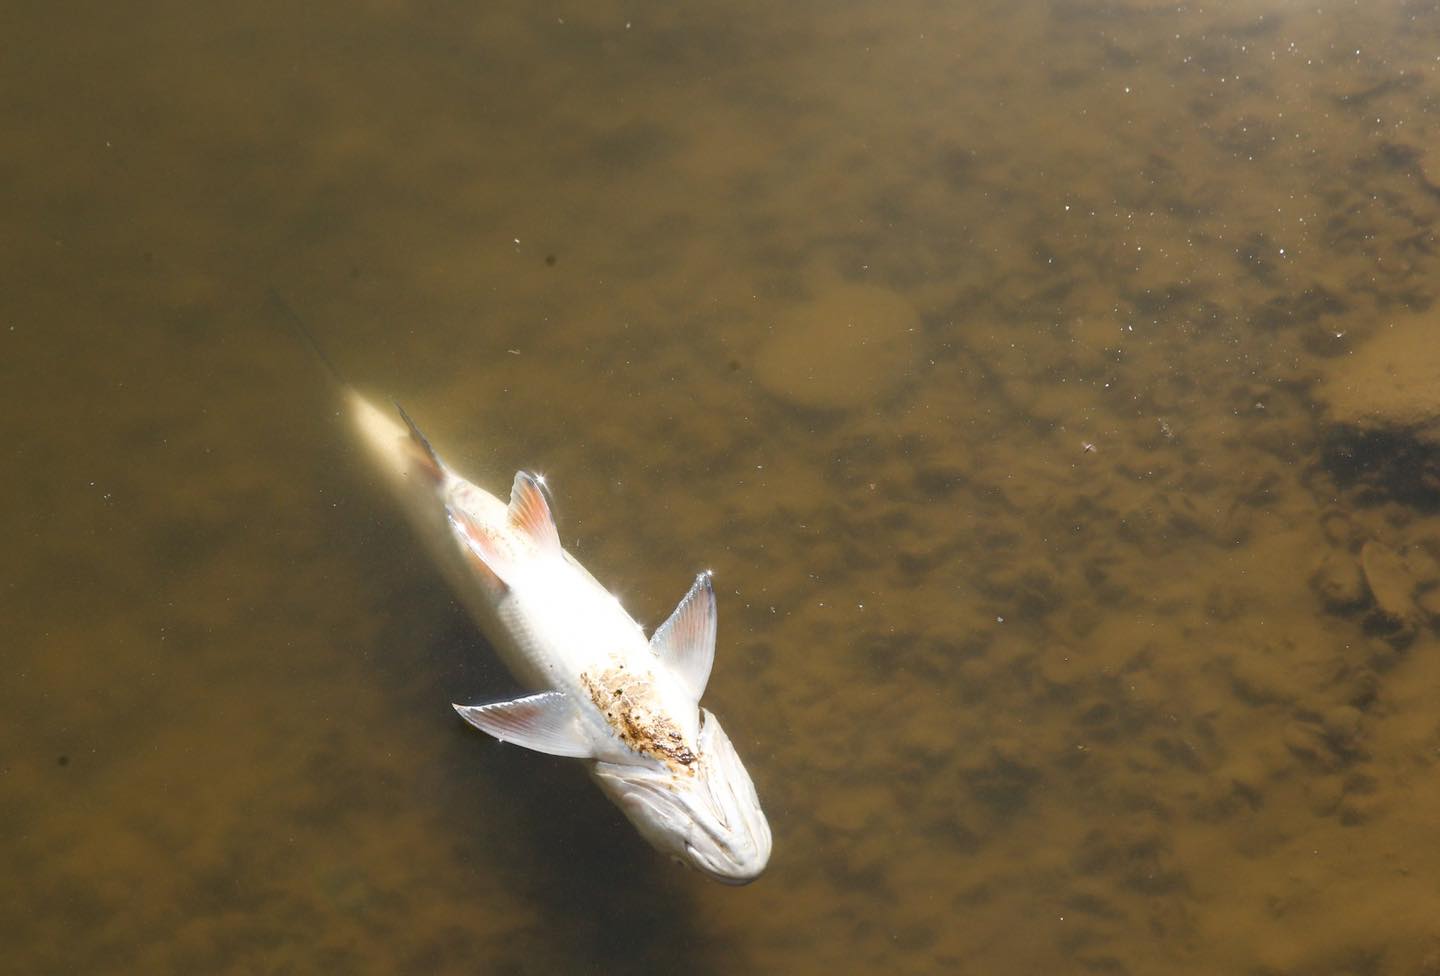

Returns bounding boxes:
[5,2,1440,973]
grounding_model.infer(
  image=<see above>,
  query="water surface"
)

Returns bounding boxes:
[5,2,1440,973]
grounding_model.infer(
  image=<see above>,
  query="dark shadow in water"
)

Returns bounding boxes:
[474,740,711,976]
[372,544,711,975]
[1321,427,1440,511]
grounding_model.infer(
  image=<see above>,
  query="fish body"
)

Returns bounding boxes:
[344,391,771,884]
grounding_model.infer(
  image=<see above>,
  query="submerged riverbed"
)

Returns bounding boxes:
[4,2,1440,973]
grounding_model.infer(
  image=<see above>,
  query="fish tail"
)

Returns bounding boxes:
[268,288,347,390]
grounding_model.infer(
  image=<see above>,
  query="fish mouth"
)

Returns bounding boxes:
[591,708,771,883]
[685,842,768,886]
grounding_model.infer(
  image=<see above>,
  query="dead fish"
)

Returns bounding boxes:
[280,300,771,883]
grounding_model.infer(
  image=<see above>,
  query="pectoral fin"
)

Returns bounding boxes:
[650,571,717,700]
[453,691,594,758]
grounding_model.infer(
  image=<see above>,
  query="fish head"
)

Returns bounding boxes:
[591,707,771,884]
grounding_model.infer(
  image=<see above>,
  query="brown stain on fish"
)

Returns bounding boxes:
[581,666,697,772]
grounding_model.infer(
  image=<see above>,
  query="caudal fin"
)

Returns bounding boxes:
[269,289,347,391]
[270,290,444,488]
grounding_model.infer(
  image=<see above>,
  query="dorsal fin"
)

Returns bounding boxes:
[650,571,718,700]
[508,471,560,554]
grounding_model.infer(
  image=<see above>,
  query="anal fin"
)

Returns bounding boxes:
[394,403,444,482]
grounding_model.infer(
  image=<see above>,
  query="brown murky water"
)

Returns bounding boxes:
[5,2,1440,973]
